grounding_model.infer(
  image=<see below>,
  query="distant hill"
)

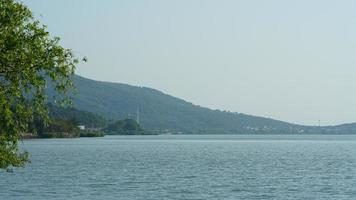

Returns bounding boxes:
[45,75,356,134]
[45,75,303,133]
[303,123,356,134]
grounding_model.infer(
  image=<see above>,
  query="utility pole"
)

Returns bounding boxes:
[136,108,140,124]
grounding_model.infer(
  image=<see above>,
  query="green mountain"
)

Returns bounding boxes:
[47,75,302,133]
[44,75,356,134]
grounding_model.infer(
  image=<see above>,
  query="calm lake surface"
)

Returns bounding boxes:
[2,134,356,200]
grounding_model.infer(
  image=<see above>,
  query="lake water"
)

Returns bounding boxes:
[2,134,356,200]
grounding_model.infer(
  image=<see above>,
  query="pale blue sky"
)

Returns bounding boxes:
[24,0,356,125]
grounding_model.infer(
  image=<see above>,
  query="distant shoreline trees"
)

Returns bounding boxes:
[103,119,145,135]
[26,104,149,137]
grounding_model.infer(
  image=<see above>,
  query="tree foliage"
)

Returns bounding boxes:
[103,119,144,135]
[0,0,78,169]
[39,118,80,138]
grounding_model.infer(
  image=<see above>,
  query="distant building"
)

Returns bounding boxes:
[78,125,85,130]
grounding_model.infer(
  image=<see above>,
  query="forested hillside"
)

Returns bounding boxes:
[46,75,301,133]
[45,75,356,134]
[48,103,108,128]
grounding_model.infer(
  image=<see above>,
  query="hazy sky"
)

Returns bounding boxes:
[24,0,356,126]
